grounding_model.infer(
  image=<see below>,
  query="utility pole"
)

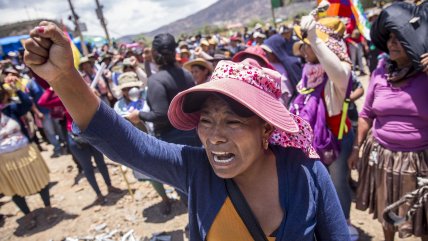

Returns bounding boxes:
[67,0,89,55]
[95,0,112,46]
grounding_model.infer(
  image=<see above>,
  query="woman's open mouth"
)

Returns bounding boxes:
[212,151,235,164]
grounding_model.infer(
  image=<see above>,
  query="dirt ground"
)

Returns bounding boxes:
[0,74,423,241]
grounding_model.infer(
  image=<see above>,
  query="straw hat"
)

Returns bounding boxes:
[117,72,142,90]
[183,58,214,73]
[200,39,209,47]
[293,17,350,63]
[292,41,305,56]
[79,56,91,66]
[293,17,346,45]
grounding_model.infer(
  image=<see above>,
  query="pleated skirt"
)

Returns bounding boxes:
[356,134,428,238]
[0,144,50,197]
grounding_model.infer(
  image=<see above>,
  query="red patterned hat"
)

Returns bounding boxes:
[168,59,319,158]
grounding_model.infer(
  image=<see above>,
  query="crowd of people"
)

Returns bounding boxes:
[1,1,428,240]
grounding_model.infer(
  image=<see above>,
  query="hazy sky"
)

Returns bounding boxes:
[0,0,218,37]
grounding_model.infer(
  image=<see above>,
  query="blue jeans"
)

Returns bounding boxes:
[328,130,354,220]
[67,133,111,195]
[42,113,62,154]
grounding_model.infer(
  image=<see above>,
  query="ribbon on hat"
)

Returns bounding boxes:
[211,61,282,99]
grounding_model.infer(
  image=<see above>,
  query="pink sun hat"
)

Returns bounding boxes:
[168,59,319,158]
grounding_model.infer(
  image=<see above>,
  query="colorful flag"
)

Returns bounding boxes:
[319,0,371,40]
[61,23,81,69]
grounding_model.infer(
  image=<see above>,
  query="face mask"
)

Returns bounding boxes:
[128,87,141,102]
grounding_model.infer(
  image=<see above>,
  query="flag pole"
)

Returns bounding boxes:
[271,1,277,29]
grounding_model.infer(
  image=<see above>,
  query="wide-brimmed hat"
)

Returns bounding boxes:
[200,39,209,47]
[209,52,230,61]
[208,39,217,45]
[254,23,263,30]
[2,67,20,76]
[294,17,350,63]
[180,48,190,55]
[230,36,242,42]
[178,41,188,49]
[122,58,133,67]
[253,32,266,39]
[278,24,293,34]
[117,72,142,90]
[79,56,92,66]
[292,41,305,56]
[232,46,275,70]
[294,17,345,43]
[168,60,319,158]
[98,52,112,62]
[183,58,214,73]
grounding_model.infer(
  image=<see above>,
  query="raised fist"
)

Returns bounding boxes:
[23,21,76,85]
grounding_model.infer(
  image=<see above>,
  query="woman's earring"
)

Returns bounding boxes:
[263,139,269,150]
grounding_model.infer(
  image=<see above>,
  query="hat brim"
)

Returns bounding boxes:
[183,59,214,73]
[293,25,329,45]
[3,68,19,75]
[168,78,299,133]
[118,81,142,90]
[292,41,304,57]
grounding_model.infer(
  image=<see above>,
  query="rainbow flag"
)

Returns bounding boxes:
[350,0,371,40]
[319,0,371,40]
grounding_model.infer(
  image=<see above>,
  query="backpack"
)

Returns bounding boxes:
[290,73,351,165]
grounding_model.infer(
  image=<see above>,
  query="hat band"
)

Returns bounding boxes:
[211,61,281,99]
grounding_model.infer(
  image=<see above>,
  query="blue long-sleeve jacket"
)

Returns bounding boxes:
[74,102,350,241]
[2,90,33,139]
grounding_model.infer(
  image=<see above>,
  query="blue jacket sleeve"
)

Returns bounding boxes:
[313,162,350,241]
[74,101,205,193]
[10,90,33,117]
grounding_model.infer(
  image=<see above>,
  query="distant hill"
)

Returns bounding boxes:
[0,19,73,38]
[119,0,314,41]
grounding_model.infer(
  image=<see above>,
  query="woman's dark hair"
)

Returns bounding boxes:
[154,52,176,67]
[183,92,255,118]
